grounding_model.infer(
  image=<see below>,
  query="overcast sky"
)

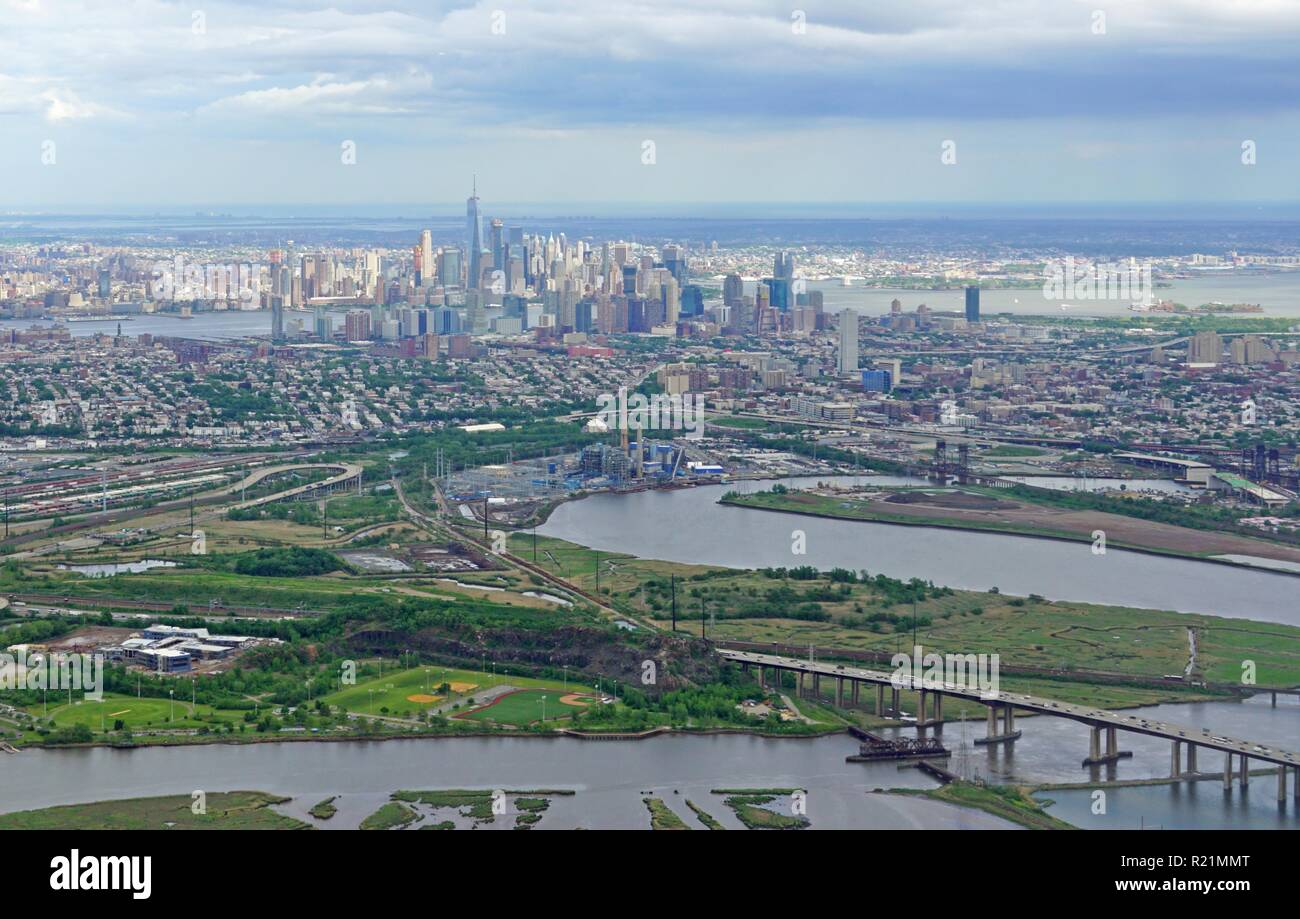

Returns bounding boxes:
[2,0,1299,211]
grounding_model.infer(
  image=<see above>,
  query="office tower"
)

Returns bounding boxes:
[838,308,858,374]
[467,177,483,290]
[964,286,980,323]
[1189,330,1223,364]
[491,219,505,272]
[680,284,704,317]
[465,289,487,334]
[419,230,434,287]
[767,277,791,312]
[662,244,687,284]
[314,307,332,340]
[97,268,111,299]
[271,296,285,343]
[723,272,744,307]
[774,251,795,279]
[440,248,462,289]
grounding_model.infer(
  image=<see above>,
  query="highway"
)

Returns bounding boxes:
[717,649,1300,771]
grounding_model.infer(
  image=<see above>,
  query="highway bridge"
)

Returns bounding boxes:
[718,648,1300,801]
[230,463,363,509]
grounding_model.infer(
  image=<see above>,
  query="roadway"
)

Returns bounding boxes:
[717,649,1300,771]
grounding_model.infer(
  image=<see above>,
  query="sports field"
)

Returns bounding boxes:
[320,664,579,719]
[455,689,592,726]
[30,691,243,732]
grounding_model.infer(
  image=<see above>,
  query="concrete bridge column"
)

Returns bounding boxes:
[836,677,844,708]
[1089,726,1101,762]
[987,705,998,738]
[1239,755,1249,789]
[1278,767,1288,804]
[1003,705,1015,735]
[798,671,806,697]
[1295,765,1300,801]
[852,680,860,707]
[813,674,821,696]
[1186,744,1197,774]
[934,694,943,722]
[1223,753,1233,791]
[1106,727,1117,758]
[918,689,928,725]
[875,684,884,716]
[1170,740,1182,778]
[891,687,900,717]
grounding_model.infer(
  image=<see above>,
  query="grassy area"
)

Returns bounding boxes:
[359,801,419,830]
[456,689,585,726]
[686,799,725,829]
[520,535,1300,693]
[890,781,1077,830]
[717,793,809,830]
[309,797,337,820]
[644,796,690,830]
[0,791,308,830]
[29,691,245,734]
[319,664,578,719]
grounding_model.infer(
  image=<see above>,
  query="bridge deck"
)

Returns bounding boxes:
[719,649,1300,769]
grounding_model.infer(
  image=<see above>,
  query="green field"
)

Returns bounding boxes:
[30,691,244,733]
[319,664,578,719]
[0,791,308,830]
[456,689,585,726]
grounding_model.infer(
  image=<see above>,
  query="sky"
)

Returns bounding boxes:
[2,0,1300,212]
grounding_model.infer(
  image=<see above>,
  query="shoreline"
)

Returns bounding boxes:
[718,495,1300,581]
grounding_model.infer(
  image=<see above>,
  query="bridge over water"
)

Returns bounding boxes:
[718,648,1300,802]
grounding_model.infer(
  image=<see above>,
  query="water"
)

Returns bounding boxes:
[801,274,1300,318]
[0,733,1013,830]
[57,560,177,578]
[538,476,1300,625]
[2,696,1295,828]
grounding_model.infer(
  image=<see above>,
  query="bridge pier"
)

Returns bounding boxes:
[1239,754,1249,790]
[1170,740,1182,778]
[891,687,900,717]
[1278,767,1288,804]
[1082,723,1131,766]
[917,689,928,725]
[934,693,942,723]
[1224,753,1234,791]
[1186,743,1197,774]
[851,680,860,707]
[876,684,884,716]
[798,671,806,697]
[975,703,1021,746]
[836,677,844,708]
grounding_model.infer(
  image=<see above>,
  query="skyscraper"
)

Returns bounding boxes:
[965,286,980,323]
[466,177,483,290]
[838,308,858,374]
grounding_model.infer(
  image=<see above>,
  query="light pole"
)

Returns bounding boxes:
[169,690,174,723]
[541,695,546,723]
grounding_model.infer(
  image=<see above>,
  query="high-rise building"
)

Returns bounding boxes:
[723,272,744,306]
[838,308,858,374]
[419,230,434,287]
[466,178,483,290]
[964,286,980,323]
[774,251,795,279]
[1189,330,1223,364]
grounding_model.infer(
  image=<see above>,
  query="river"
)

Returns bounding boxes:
[537,476,1300,626]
